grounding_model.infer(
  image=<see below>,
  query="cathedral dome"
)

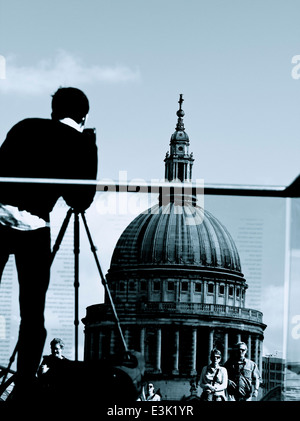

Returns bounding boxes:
[109,200,242,275]
[109,95,242,280]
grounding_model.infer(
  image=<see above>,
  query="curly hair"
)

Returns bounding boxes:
[50,338,65,349]
[51,87,89,124]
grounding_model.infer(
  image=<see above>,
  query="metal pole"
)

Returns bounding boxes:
[51,208,73,264]
[74,211,80,361]
[80,212,128,352]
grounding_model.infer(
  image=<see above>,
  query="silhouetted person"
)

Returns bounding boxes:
[37,338,69,393]
[38,338,67,376]
[0,87,98,400]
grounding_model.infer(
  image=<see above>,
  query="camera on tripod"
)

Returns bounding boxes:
[82,128,96,143]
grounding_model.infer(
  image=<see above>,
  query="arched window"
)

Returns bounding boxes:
[181,281,188,292]
[194,282,201,293]
[153,281,160,291]
[207,283,214,294]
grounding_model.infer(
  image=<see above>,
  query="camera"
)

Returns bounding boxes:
[82,128,96,143]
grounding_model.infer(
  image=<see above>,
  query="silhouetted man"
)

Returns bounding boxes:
[0,87,98,399]
[224,341,260,401]
[37,337,69,395]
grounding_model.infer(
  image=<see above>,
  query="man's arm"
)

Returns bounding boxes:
[63,129,98,211]
[223,359,236,388]
[252,362,261,397]
[214,367,228,392]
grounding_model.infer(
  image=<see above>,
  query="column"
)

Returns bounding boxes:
[258,340,263,374]
[98,330,103,360]
[236,333,241,343]
[208,329,214,363]
[172,330,179,374]
[162,279,167,301]
[224,332,228,362]
[247,335,252,360]
[233,285,236,307]
[189,280,193,302]
[205,281,208,304]
[190,328,197,375]
[90,330,96,360]
[110,329,115,354]
[83,329,90,361]
[191,162,193,179]
[255,336,259,366]
[213,282,217,305]
[140,327,145,355]
[175,280,179,303]
[155,328,162,373]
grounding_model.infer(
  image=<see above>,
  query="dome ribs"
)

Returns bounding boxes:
[109,202,243,275]
[183,205,199,264]
[201,211,221,267]
[195,207,210,266]
[143,203,172,264]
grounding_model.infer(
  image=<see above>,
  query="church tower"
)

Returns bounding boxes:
[164,94,194,182]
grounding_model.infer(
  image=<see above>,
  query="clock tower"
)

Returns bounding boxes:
[164,94,194,182]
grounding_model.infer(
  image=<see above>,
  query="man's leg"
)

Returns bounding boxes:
[0,252,10,373]
[0,226,11,281]
[0,227,11,369]
[14,227,51,391]
[0,253,9,281]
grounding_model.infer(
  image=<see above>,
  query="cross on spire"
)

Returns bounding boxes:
[178,94,184,110]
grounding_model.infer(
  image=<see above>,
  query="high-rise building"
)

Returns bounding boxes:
[261,356,285,400]
[82,96,266,400]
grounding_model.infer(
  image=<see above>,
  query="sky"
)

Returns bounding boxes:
[1,0,300,188]
[0,1,300,365]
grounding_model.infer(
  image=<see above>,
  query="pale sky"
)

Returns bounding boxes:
[1,0,300,187]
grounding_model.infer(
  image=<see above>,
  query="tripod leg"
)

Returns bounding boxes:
[0,342,18,386]
[0,373,16,398]
[51,207,73,264]
[51,207,80,362]
[80,212,128,352]
[74,211,80,362]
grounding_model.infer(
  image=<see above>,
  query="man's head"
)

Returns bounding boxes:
[210,348,222,363]
[50,337,64,359]
[51,87,89,125]
[147,383,154,395]
[234,341,247,360]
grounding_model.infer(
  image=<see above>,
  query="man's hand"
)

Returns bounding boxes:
[228,379,236,388]
[39,364,49,374]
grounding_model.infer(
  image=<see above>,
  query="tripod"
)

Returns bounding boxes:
[0,208,128,393]
[51,208,128,359]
